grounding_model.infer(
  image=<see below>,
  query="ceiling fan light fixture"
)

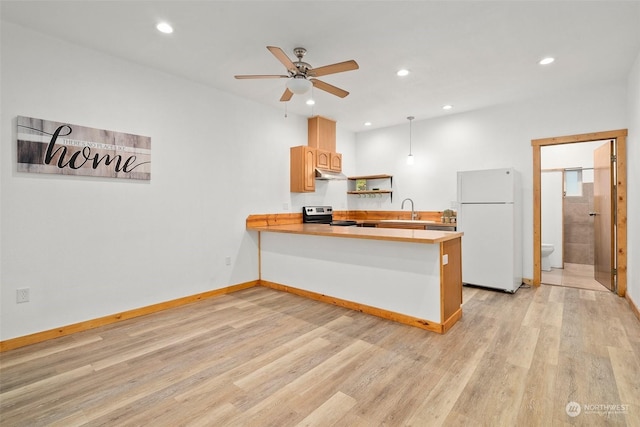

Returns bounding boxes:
[286,77,312,94]
[235,46,357,101]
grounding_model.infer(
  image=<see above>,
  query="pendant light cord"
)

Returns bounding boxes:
[407,116,414,155]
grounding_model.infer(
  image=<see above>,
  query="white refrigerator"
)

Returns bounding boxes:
[457,168,522,293]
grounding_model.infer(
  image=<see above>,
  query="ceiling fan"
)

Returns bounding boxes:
[234,46,359,102]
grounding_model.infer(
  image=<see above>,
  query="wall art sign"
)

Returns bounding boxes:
[16,116,151,180]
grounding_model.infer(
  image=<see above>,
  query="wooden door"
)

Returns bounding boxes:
[593,141,615,291]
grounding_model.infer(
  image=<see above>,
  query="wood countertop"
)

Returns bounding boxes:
[359,219,456,226]
[247,222,463,244]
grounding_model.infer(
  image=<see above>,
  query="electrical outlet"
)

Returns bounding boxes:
[283,203,289,211]
[225,256,231,266]
[16,288,30,303]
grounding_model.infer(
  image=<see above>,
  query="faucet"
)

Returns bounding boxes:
[401,198,418,220]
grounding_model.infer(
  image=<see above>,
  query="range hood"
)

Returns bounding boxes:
[315,168,347,180]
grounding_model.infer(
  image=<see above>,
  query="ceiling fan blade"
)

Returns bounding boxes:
[310,79,349,98]
[280,88,294,102]
[234,74,289,79]
[309,60,359,77]
[267,46,297,73]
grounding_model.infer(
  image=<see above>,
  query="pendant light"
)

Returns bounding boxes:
[406,116,415,165]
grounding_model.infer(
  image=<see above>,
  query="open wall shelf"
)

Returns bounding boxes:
[347,175,393,202]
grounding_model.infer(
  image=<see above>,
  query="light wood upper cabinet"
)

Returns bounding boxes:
[290,117,341,193]
[315,150,342,172]
[309,116,341,172]
[316,149,331,170]
[330,152,342,171]
[308,116,336,152]
[290,146,316,192]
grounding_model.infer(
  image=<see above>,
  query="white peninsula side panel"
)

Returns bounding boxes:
[260,232,442,322]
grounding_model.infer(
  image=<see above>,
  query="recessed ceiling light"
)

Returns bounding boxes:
[306,99,315,106]
[364,122,372,126]
[442,104,453,110]
[396,69,410,77]
[539,57,555,65]
[156,22,174,34]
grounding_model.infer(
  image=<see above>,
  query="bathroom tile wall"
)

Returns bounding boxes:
[563,183,594,264]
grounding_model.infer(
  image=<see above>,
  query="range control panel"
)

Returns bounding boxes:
[302,206,333,223]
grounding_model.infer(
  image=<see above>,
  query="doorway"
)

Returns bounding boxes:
[540,142,609,291]
[532,130,627,296]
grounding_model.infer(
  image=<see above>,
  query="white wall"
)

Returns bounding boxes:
[541,140,608,170]
[0,23,355,340]
[627,50,640,305]
[541,171,563,268]
[354,82,629,281]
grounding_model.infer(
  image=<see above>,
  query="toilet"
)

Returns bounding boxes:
[541,243,555,271]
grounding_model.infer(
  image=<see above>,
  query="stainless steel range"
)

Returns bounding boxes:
[302,206,357,226]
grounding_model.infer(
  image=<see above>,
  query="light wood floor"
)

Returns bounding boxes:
[1,284,639,426]
[542,262,610,292]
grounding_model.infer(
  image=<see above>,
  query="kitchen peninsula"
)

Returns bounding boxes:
[246,214,464,333]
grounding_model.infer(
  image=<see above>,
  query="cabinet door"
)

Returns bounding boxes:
[303,147,315,191]
[308,116,336,152]
[290,146,316,192]
[330,152,342,171]
[316,150,331,170]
